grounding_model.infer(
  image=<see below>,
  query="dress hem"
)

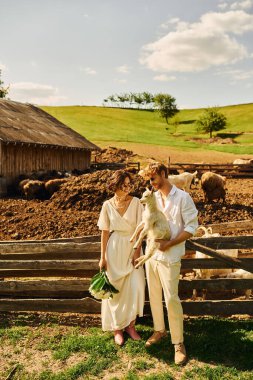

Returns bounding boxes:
[102,312,144,332]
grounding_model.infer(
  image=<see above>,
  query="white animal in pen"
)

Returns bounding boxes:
[193,226,238,300]
[233,158,253,165]
[225,269,253,299]
[167,171,198,192]
[130,188,171,269]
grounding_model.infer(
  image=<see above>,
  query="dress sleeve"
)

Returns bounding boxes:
[136,198,144,225]
[97,202,110,231]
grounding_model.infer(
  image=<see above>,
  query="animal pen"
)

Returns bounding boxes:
[168,161,253,178]
[0,99,100,195]
[0,221,252,316]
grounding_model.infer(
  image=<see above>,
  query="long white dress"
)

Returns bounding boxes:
[97,196,145,331]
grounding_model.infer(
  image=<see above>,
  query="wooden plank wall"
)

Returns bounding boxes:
[0,232,252,316]
[0,142,91,178]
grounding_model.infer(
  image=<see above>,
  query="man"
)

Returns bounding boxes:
[144,162,198,365]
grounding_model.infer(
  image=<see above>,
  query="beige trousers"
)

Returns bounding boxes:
[145,258,184,344]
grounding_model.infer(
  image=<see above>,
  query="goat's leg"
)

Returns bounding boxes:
[202,289,207,300]
[245,289,252,300]
[130,222,145,243]
[132,228,148,249]
[192,289,197,301]
[135,240,158,269]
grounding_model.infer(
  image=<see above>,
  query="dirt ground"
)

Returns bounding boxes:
[0,146,252,241]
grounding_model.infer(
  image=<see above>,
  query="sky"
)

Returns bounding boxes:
[1,0,253,109]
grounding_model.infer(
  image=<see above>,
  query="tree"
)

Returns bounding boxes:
[154,93,179,124]
[0,69,9,98]
[196,108,227,138]
[142,91,154,109]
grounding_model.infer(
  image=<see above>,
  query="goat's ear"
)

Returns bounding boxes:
[145,187,149,192]
[150,187,154,194]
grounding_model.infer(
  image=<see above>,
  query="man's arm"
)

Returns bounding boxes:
[155,231,192,252]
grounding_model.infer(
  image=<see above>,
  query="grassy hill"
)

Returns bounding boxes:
[41,103,253,155]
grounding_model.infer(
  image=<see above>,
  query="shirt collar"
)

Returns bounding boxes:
[155,185,177,199]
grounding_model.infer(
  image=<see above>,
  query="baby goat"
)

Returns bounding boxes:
[130,188,171,268]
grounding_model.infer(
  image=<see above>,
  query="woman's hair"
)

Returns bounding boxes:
[108,170,132,192]
[146,162,168,177]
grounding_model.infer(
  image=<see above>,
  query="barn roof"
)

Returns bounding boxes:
[0,99,100,150]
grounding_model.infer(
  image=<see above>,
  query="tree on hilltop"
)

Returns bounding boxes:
[154,93,179,124]
[196,107,227,138]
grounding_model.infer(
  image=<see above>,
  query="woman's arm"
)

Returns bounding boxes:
[99,230,110,270]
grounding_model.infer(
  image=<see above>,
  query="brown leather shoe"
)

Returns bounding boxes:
[145,330,167,347]
[174,343,187,365]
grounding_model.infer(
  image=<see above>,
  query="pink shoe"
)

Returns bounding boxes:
[114,330,124,346]
[125,325,141,341]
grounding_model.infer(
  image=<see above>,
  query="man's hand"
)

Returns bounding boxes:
[155,239,172,252]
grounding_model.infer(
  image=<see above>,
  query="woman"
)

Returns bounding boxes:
[97,170,145,346]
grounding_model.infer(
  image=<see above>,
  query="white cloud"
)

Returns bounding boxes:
[116,65,131,74]
[153,74,176,81]
[230,0,253,10]
[218,2,229,10]
[160,18,180,30]
[140,10,253,73]
[9,82,67,105]
[80,66,97,75]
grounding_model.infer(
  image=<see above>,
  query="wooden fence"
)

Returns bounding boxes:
[90,162,140,172]
[168,162,253,178]
[0,223,252,316]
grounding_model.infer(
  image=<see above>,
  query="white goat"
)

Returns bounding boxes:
[193,226,238,300]
[168,171,198,192]
[194,226,238,279]
[233,158,253,165]
[225,269,253,299]
[130,188,171,269]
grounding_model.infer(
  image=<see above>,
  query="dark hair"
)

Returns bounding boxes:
[146,162,168,177]
[108,170,132,192]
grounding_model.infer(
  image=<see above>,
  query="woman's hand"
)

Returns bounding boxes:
[99,257,107,271]
[132,250,141,266]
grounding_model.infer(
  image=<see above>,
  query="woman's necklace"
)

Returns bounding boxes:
[113,194,129,210]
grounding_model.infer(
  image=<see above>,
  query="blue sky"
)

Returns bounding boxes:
[1,0,253,108]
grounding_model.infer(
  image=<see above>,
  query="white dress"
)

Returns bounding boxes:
[97,197,145,331]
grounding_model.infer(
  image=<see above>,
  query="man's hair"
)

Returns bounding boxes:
[146,162,168,177]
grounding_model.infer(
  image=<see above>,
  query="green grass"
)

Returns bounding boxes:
[41,104,253,154]
[0,317,252,379]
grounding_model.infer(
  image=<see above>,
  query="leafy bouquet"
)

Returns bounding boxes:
[89,269,119,300]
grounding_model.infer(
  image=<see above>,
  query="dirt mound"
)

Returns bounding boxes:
[50,170,146,212]
[0,175,252,241]
[92,146,136,163]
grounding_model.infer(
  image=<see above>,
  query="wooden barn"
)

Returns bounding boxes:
[0,99,100,195]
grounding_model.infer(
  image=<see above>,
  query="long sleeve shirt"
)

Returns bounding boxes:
[152,185,198,263]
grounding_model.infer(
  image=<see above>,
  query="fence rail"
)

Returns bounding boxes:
[90,161,140,171]
[0,226,252,316]
[168,162,253,178]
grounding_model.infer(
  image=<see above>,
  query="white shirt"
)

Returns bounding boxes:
[152,185,198,263]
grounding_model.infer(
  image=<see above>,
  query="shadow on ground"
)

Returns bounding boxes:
[142,317,253,371]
